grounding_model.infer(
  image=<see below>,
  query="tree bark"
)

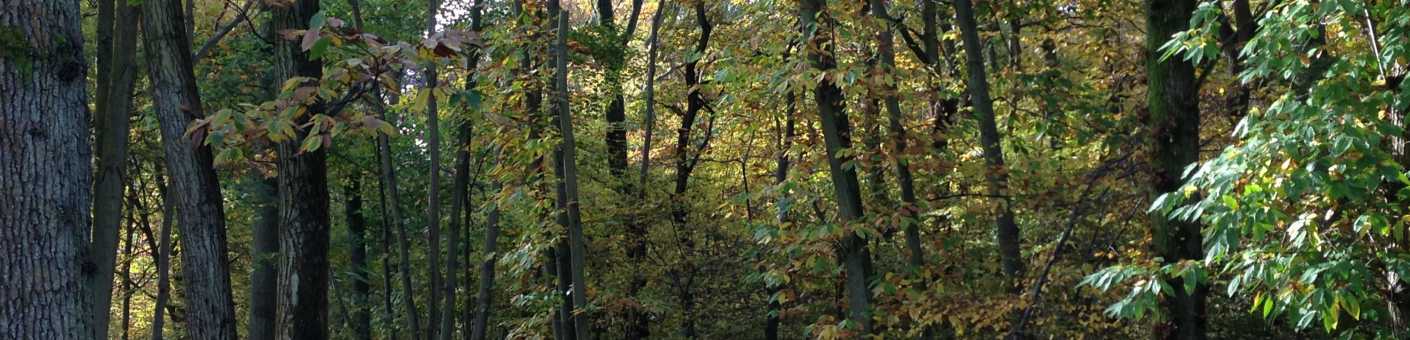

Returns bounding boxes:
[140,0,241,337]
[549,1,591,338]
[423,1,445,337]
[88,2,142,337]
[627,3,665,339]
[1145,0,1206,339]
[800,0,875,333]
[118,190,139,340]
[766,89,797,340]
[469,201,500,340]
[271,0,334,338]
[248,176,280,340]
[150,173,175,340]
[953,0,1024,287]
[870,0,932,337]
[349,176,372,340]
[668,3,713,338]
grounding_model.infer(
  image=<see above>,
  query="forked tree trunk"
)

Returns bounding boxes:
[88,2,141,336]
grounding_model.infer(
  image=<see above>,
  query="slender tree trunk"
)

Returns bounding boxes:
[469,190,500,340]
[1145,0,1206,339]
[150,173,175,340]
[349,176,373,340]
[248,175,279,340]
[140,0,240,337]
[953,0,1024,287]
[348,0,418,334]
[549,2,591,337]
[626,3,665,339]
[766,89,797,340]
[271,0,334,338]
[423,1,446,337]
[800,0,874,333]
[669,5,712,337]
[88,3,142,337]
[439,119,471,340]
[870,0,931,337]
[118,192,138,340]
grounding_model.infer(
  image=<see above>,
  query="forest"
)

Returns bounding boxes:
[2,0,1409,338]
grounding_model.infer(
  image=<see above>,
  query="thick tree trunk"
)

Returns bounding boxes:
[248,176,280,340]
[271,0,334,338]
[1145,0,1206,339]
[799,0,875,333]
[349,176,373,340]
[549,2,591,337]
[140,0,241,338]
[953,0,1024,287]
[88,3,141,337]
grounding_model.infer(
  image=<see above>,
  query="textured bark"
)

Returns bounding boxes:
[88,2,142,337]
[271,0,333,338]
[1145,0,1206,339]
[549,1,591,337]
[348,176,372,340]
[800,0,875,333]
[140,0,241,338]
[243,176,279,340]
[954,0,1024,286]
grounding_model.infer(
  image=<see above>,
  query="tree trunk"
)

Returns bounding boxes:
[439,120,471,340]
[870,1,931,337]
[549,2,591,337]
[469,189,500,340]
[271,0,333,338]
[88,2,141,337]
[627,3,665,339]
[349,176,373,340]
[953,0,1023,287]
[766,89,797,340]
[150,173,175,340]
[424,1,446,337]
[118,190,139,340]
[1145,0,1206,339]
[248,175,279,340]
[140,0,240,337]
[799,0,874,333]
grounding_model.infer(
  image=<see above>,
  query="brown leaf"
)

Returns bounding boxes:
[301,29,320,51]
